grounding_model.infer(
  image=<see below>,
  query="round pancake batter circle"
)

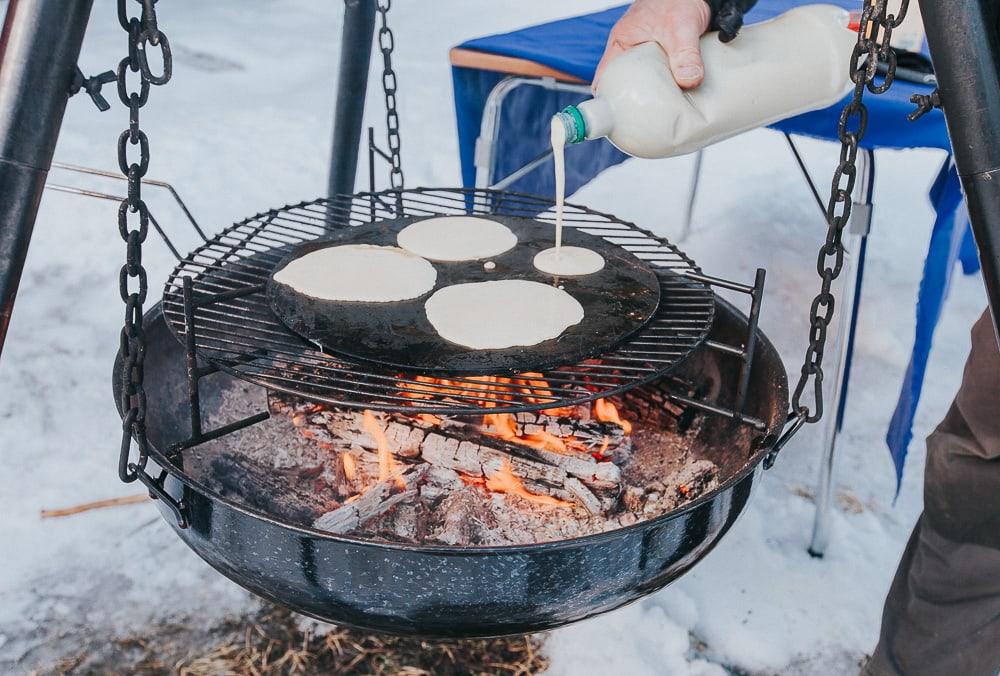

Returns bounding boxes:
[425,280,584,350]
[533,246,606,276]
[271,244,436,302]
[397,216,517,261]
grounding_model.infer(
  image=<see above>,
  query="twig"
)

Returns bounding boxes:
[40,493,150,518]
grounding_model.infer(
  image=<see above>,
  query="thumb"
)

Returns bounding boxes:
[661,25,705,89]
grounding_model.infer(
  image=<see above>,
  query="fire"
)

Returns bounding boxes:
[362,410,406,489]
[484,412,568,453]
[402,372,632,454]
[591,435,611,461]
[485,460,571,508]
[342,453,357,481]
[593,397,632,434]
[400,373,561,409]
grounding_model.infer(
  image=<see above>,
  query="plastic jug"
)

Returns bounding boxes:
[555,4,857,159]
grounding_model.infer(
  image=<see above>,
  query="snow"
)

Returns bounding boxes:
[0,0,986,673]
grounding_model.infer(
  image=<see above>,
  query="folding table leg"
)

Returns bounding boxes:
[474,75,591,192]
[808,147,875,558]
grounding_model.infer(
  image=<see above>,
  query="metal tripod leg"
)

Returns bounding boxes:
[808,147,874,557]
[327,0,377,199]
[0,0,94,357]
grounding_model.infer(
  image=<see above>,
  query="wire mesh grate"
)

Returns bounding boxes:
[161,188,715,415]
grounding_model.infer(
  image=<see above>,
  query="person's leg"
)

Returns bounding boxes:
[864,309,1000,676]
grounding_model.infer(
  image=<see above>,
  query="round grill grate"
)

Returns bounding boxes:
[161,188,715,415]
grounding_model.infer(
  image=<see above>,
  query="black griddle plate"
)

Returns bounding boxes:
[267,214,660,375]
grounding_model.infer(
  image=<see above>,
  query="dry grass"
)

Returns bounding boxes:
[42,604,548,675]
[174,606,547,676]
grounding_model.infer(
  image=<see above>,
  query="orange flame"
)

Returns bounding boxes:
[485,460,571,508]
[400,373,565,410]
[342,453,357,481]
[593,398,632,434]
[484,412,568,453]
[362,410,406,489]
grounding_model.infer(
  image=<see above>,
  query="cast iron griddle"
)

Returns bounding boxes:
[266,214,660,375]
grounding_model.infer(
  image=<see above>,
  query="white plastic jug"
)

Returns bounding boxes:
[555,4,857,159]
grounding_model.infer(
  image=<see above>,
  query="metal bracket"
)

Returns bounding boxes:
[68,66,117,112]
[44,162,209,260]
[168,277,271,455]
[136,465,189,529]
[664,267,770,433]
[908,88,941,122]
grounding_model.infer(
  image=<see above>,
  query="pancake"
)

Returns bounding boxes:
[424,279,584,349]
[272,244,436,302]
[533,246,605,276]
[397,216,517,261]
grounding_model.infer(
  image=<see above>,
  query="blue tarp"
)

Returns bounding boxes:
[450,1,980,487]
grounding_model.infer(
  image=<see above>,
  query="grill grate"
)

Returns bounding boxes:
[161,188,715,415]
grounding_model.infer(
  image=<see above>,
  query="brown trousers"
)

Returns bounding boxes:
[864,310,1000,676]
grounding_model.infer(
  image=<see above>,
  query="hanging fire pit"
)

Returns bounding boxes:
[113,187,790,638]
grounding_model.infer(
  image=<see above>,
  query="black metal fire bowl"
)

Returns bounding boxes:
[114,300,788,638]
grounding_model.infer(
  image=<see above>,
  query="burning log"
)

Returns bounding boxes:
[270,395,623,513]
[313,465,429,534]
[420,433,602,513]
[274,399,624,486]
[256,389,718,543]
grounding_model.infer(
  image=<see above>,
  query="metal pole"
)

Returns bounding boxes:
[919,0,1000,347]
[0,0,93,356]
[808,148,874,557]
[327,0,377,199]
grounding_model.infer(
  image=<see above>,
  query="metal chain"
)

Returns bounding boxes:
[116,0,172,483]
[376,0,404,189]
[791,0,909,424]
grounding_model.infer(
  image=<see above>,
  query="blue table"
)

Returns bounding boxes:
[450,0,982,553]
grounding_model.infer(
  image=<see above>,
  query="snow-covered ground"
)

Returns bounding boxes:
[0,1,986,673]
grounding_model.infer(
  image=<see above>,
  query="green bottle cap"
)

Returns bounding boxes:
[561,105,587,144]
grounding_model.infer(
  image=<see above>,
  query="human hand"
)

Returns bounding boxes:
[594,0,712,90]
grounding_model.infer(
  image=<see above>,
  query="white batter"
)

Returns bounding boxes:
[396,216,517,261]
[425,279,584,350]
[550,116,567,252]
[534,246,605,276]
[273,244,436,302]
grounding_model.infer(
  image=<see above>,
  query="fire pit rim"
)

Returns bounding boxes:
[121,300,788,555]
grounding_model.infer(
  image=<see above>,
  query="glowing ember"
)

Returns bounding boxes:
[362,410,406,489]
[593,398,632,434]
[485,460,572,508]
[592,435,611,460]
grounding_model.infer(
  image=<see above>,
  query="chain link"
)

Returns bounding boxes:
[376,0,404,189]
[792,0,909,424]
[116,0,172,483]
